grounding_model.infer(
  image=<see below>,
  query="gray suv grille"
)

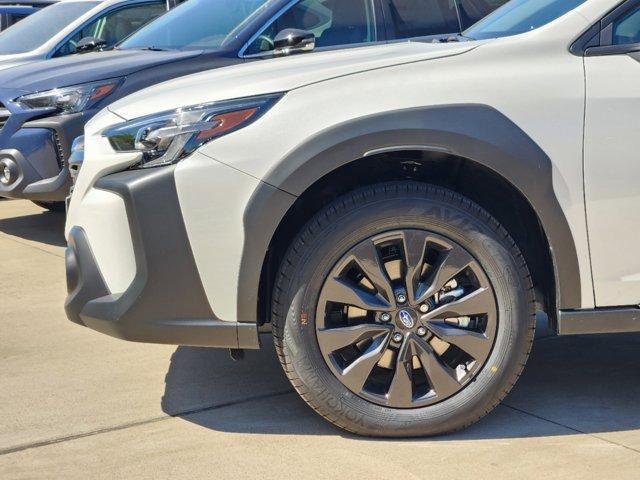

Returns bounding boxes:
[0,103,10,129]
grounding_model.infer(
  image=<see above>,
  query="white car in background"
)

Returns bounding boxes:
[66,0,640,437]
[0,0,174,70]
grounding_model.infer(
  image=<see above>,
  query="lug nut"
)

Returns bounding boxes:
[417,326,427,337]
[419,303,429,313]
[396,293,407,304]
[392,332,403,343]
[380,312,391,323]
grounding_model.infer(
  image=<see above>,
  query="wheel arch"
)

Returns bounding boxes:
[239,104,581,331]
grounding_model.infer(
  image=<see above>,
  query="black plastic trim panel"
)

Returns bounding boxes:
[238,182,296,324]
[558,308,640,335]
[22,166,72,201]
[65,226,110,326]
[570,23,601,56]
[24,111,88,164]
[65,166,259,348]
[571,0,640,57]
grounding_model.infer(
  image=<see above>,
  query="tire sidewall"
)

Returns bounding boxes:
[278,188,531,436]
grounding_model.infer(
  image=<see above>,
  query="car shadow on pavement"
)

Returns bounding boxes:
[0,210,66,247]
[162,332,640,440]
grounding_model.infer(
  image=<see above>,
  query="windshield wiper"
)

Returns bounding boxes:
[439,34,474,43]
[138,46,170,51]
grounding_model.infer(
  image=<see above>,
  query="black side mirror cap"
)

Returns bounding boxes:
[273,28,315,57]
[76,37,107,54]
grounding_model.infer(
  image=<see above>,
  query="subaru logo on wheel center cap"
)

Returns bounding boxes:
[398,310,415,329]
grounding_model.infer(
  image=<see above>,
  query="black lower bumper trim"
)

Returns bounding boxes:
[81,307,255,348]
[23,167,72,201]
[64,166,259,349]
[65,225,109,326]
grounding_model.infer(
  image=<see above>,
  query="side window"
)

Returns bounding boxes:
[457,0,508,30]
[245,0,376,56]
[384,0,460,39]
[612,6,640,45]
[8,13,29,27]
[54,3,166,57]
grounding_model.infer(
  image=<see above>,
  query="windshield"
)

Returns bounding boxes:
[464,0,588,40]
[120,0,272,51]
[0,1,99,54]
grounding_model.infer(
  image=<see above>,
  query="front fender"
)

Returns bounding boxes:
[238,105,581,323]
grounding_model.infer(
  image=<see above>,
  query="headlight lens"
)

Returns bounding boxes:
[68,135,85,182]
[103,93,283,169]
[15,79,121,114]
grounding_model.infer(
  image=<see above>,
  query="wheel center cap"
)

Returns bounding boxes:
[397,309,415,329]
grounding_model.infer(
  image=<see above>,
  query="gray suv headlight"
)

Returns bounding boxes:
[15,79,122,114]
[102,93,283,169]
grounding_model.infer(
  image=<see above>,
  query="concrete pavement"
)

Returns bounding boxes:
[1,200,639,479]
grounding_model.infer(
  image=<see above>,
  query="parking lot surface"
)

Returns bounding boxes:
[1,200,639,479]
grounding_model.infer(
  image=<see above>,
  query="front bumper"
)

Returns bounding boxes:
[0,112,87,201]
[64,165,259,349]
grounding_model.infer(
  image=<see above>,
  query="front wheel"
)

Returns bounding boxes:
[272,182,535,437]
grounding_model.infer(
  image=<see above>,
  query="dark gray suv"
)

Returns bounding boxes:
[0,0,507,209]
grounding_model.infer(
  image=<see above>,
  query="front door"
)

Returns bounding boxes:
[584,0,640,306]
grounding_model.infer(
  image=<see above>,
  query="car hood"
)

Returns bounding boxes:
[0,49,203,94]
[0,59,32,72]
[0,50,41,70]
[109,41,478,120]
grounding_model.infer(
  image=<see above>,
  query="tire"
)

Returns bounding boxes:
[32,201,65,212]
[271,182,535,437]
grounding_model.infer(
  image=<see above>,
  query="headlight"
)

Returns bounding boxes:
[102,93,283,169]
[15,79,121,114]
[68,135,84,182]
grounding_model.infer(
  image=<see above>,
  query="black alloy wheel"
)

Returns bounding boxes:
[316,230,497,408]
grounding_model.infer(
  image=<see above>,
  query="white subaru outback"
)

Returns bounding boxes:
[64,0,640,437]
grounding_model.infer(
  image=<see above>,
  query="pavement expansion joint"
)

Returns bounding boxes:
[0,390,294,456]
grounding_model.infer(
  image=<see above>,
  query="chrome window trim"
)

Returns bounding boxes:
[238,0,377,59]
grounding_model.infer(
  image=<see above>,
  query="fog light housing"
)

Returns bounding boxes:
[0,158,18,185]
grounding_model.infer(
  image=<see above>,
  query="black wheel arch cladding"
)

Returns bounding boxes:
[239,103,581,328]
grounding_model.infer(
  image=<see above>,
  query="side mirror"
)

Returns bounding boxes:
[76,36,107,54]
[273,29,315,57]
